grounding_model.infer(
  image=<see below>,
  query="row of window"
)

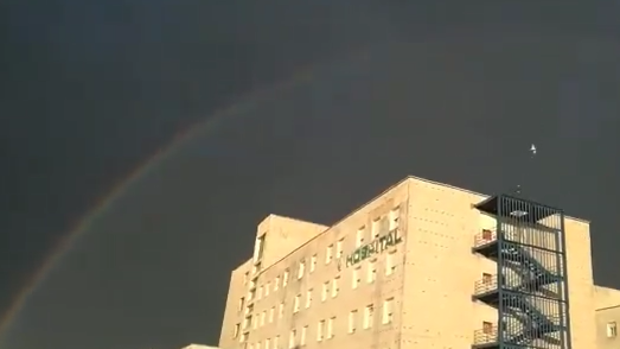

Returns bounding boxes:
[242,207,401,306]
[244,206,401,284]
[238,249,399,315]
[240,299,395,348]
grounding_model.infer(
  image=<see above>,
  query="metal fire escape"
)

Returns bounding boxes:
[470,195,572,349]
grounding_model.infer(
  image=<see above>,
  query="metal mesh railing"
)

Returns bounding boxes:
[473,326,498,345]
[473,228,498,248]
[473,275,499,295]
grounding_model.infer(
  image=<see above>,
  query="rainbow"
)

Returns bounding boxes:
[0,63,323,343]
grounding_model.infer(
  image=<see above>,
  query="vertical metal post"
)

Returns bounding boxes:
[496,195,504,347]
[559,213,573,349]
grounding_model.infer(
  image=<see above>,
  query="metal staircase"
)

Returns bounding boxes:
[470,194,572,349]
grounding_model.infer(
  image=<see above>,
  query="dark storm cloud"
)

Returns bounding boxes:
[1,1,619,349]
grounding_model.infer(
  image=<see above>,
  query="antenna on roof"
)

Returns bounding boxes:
[515,144,537,196]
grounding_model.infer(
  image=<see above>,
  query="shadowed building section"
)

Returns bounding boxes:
[217,175,618,349]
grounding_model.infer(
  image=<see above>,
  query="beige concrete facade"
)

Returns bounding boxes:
[594,287,620,349]
[218,175,619,349]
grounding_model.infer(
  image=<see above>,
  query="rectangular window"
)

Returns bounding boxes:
[386,251,397,275]
[607,321,618,337]
[348,310,357,333]
[317,320,325,341]
[336,238,344,258]
[356,227,365,247]
[265,282,270,296]
[260,311,266,326]
[310,254,317,272]
[274,336,279,349]
[283,270,289,287]
[244,271,249,284]
[240,333,248,343]
[289,330,296,349]
[371,218,380,239]
[253,315,259,329]
[233,323,240,338]
[301,325,307,346]
[327,317,335,339]
[305,289,313,308]
[389,207,400,230]
[238,297,245,311]
[326,244,333,264]
[322,281,329,301]
[294,294,301,313]
[332,277,340,298]
[279,303,284,318]
[257,286,263,300]
[265,338,270,349]
[483,321,493,334]
[269,307,275,323]
[298,260,305,279]
[353,267,361,289]
[363,304,374,329]
[275,276,280,290]
[367,261,377,283]
[382,298,394,324]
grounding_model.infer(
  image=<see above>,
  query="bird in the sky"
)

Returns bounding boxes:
[530,144,537,156]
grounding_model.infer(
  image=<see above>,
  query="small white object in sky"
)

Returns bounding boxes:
[530,144,537,155]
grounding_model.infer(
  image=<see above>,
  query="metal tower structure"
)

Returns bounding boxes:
[471,194,572,349]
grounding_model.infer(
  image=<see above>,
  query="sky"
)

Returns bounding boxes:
[1,1,620,349]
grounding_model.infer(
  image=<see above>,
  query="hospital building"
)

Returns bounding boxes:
[218,176,620,349]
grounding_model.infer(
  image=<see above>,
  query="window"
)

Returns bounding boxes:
[275,276,280,290]
[294,294,301,313]
[482,229,493,241]
[298,260,305,279]
[265,282,270,296]
[353,267,361,289]
[317,320,325,341]
[382,298,394,324]
[244,271,249,284]
[260,311,266,326]
[254,235,265,261]
[322,281,329,301]
[371,218,380,239]
[240,333,248,343]
[258,286,263,300]
[363,304,374,329]
[274,336,279,349]
[482,273,493,286]
[238,297,245,311]
[367,260,377,283]
[310,254,317,272]
[336,238,344,258]
[249,343,254,349]
[327,317,335,339]
[301,326,308,346]
[607,321,618,338]
[283,270,289,287]
[279,303,284,318]
[483,321,494,334]
[253,315,259,329]
[289,329,296,349]
[389,207,400,230]
[356,227,365,247]
[265,338,270,349]
[305,289,313,308]
[326,244,333,264]
[348,310,357,333]
[332,277,340,298]
[233,323,240,338]
[386,251,397,275]
[269,307,275,323]
[243,316,251,330]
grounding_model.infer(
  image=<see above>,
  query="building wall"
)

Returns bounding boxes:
[594,286,620,349]
[595,305,620,349]
[218,175,615,349]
